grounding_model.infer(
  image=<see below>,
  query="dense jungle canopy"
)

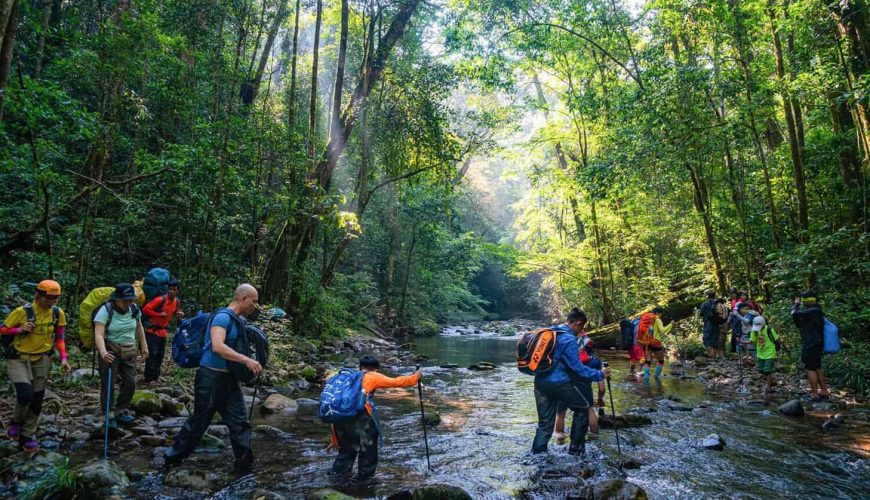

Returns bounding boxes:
[0,0,867,391]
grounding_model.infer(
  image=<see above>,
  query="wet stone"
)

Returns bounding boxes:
[778,399,804,417]
[701,434,725,451]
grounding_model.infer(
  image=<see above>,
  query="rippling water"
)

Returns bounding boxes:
[131,329,869,499]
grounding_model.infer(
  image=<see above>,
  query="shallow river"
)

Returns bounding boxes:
[140,328,868,499]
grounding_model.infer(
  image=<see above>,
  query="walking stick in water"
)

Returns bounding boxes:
[415,365,432,471]
[103,365,113,460]
[737,344,747,395]
[603,362,623,470]
[248,376,260,421]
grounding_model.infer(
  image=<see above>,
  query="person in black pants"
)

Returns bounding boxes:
[792,290,830,401]
[164,284,262,470]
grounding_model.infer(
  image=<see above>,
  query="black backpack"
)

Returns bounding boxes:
[2,303,61,359]
[619,318,635,348]
[224,311,269,383]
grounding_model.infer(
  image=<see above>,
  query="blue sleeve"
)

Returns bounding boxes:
[561,336,603,381]
[211,312,231,331]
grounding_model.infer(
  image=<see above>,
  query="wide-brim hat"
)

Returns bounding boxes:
[110,283,137,301]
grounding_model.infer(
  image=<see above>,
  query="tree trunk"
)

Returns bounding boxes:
[250,0,290,101]
[331,0,348,140]
[0,0,20,121]
[398,223,418,324]
[768,0,809,234]
[34,0,52,80]
[688,164,726,294]
[307,0,322,163]
[287,0,301,125]
[384,186,398,322]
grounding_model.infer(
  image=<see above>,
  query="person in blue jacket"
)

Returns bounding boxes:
[532,308,610,456]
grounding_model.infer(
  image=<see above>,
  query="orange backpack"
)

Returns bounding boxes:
[636,313,659,347]
[517,328,562,375]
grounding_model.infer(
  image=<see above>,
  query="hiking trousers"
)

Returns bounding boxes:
[532,379,590,455]
[332,413,380,481]
[7,353,51,438]
[143,332,166,382]
[98,341,138,414]
[166,367,252,466]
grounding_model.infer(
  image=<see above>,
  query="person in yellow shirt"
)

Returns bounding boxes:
[637,307,672,382]
[0,280,70,453]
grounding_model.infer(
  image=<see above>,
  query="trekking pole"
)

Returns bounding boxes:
[737,344,746,394]
[248,376,260,421]
[603,361,623,469]
[103,365,113,460]
[415,365,432,471]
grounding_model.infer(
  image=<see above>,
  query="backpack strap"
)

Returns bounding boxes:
[101,301,115,330]
[51,306,60,329]
[23,303,35,324]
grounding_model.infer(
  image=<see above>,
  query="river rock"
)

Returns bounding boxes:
[656,399,692,412]
[208,424,230,438]
[397,484,473,500]
[159,393,184,416]
[261,394,298,414]
[140,435,167,446]
[164,468,230,492]
[131,390,163,415]
[424,411,441,427]
[73,459,130,492]
[778,399,804,417]
[254,425,287,438]
[439,364,460,369]
[579,479,648,500]
[70,368,98,382]
[701,434,725,450]
[468,364,495,371]
[599,414,653,428]
[308,489,356,500]
[157,416,187,429]
[694,356,712,366]
[199,432,226,449]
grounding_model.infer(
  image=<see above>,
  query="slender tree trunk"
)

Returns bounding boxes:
[398,223,418,324]
[251,0,290,101]
[33,0,52,80]
[288,0,301,125]
[0,0,20,121]
[307,0,322,163]
[689,164,727,294]
[768,0,809,234]
[384,186,398,322]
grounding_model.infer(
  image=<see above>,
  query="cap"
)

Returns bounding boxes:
[168,278,181,287]
[751,315,766,331]
[110,283,138,301]
[36,280,62,296]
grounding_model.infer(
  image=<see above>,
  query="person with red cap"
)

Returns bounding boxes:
[0,280,70,454]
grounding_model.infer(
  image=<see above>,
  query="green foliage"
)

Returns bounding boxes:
[823,342,870,397]
[18,456,80,500]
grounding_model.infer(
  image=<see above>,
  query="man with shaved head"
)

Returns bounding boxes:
[164,284,262,470]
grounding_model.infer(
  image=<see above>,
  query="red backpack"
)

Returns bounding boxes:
[636,313,659,347]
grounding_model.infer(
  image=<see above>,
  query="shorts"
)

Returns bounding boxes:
[628,345,644,363]
[756,358,775,375]
[802,344,823,371]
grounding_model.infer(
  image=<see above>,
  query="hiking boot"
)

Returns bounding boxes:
[233,449,254,471]
[6,422,20,441]
[21,437,39,455]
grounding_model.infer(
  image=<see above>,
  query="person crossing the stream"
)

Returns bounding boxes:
[637,307,672,382]
[553,332,605,442]
[792,290,830,402]
[744,315,782,395]
[531,308,609,457]
[327,355,422,483]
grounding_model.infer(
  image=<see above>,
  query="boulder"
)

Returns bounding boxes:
[701,434,725,451]
[579,479,648,500]
[140,435,167,447]
[308,489,357,500]
[131,391,163,415]
[599,414,653,428]
[159,393,184,416]
[164,468,229,492]
[73,459,130,492]
[254,425,287,438]
[406,485,473,500]
[439,364,460,369]
[424,411,441,427]
[778,399,804,417]
[468,364,495,371]
[208,425,230,438]
[261,394,298,415]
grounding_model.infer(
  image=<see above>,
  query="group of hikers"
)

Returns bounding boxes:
[0,277,840,484]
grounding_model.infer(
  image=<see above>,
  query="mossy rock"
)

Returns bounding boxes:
[73,459,130,493]
[308,489,357,500]
[300,365,318,380]
[411,485,472,500]
[415,320,440,337]
[131,390,163,415]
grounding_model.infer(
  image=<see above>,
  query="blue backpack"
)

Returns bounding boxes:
[823,318,840,354]
[143,267,171,302]
[318,369,371,423]
[172,311,213,368]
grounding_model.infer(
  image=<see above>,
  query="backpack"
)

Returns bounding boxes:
[762,326,783,353]
[636,313,658,347]
[141,294,169,331]
[317,368,370,423]
[823,318,840,354]
[143,268,171,302]
[2,303,60,359]
[78,284,146,349]
[171,311,213,368]
[225,312,269,383]
[517,328,566,375]
[619,319,635,348]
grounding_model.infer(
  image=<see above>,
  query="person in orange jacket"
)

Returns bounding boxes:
[329,355,421,483]
[141,279,185,383]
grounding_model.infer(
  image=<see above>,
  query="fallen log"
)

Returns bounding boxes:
[587,292,705,349]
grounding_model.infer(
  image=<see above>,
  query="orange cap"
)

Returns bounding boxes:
[36,279,62,296]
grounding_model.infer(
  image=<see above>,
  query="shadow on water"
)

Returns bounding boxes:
[134,331,869,499]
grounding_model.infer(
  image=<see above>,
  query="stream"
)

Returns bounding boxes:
[131,325,868,499]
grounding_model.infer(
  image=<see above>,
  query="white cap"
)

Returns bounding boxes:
[751,315,766,331]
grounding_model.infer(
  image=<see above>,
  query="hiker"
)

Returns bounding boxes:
[0,280,70,453]
[625,320,644,376]
[164,284,262,470]
[738,291,763,314]
[731,302,758,362]
[554,333,605,442]
[141,278,184,383]
[94,283,149,427]
[791,290,830,401]
[637,307,671,382]
[532,308,609,456]
[328,355,422,482]
[744,315,781,395]
[700,290,720,358]
[728,288,739,312]
[715,298,729,357]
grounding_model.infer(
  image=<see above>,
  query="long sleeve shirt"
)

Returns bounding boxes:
[141,294,179,337]
[0,304,67,360]
[361,370,421,416]
[652,316,673,341]
[536,324,604,384]
[792,303,824,348]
